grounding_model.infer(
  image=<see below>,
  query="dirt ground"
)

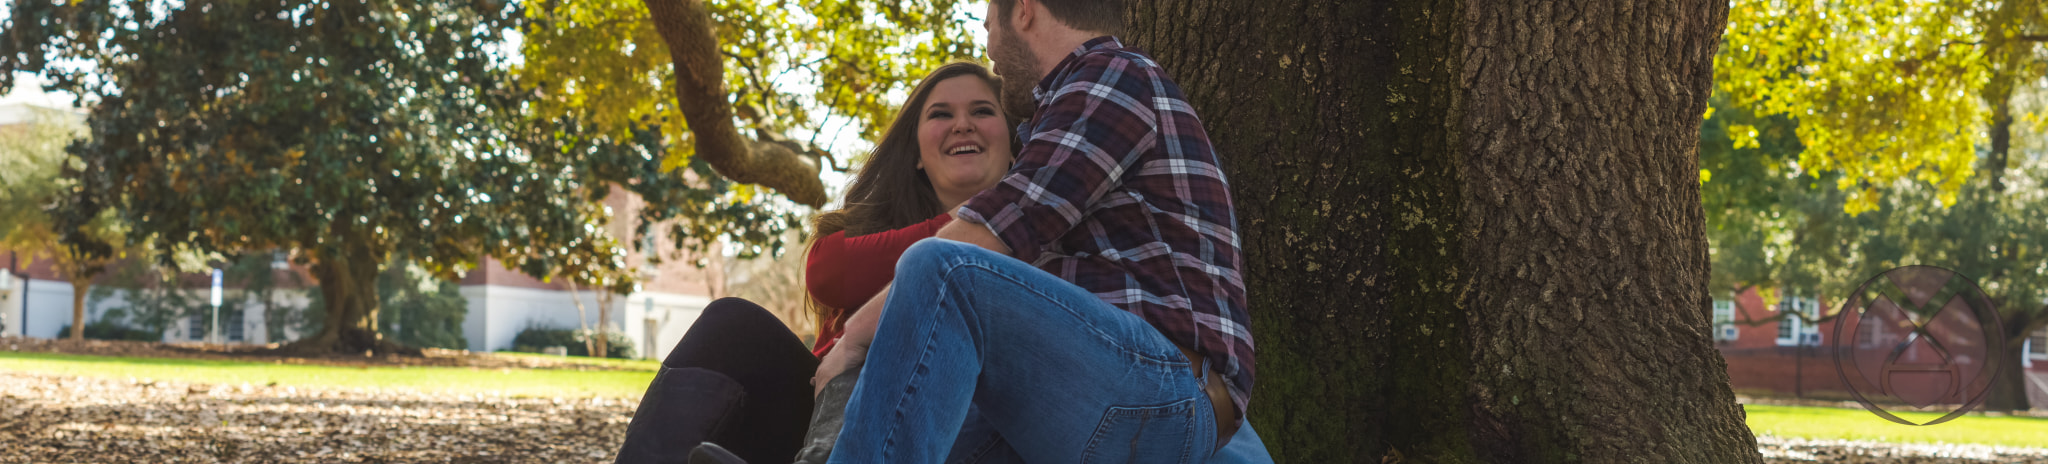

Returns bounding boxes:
[1,337,646,371]
[1759,435,2048,463]
[0,371,632,463]
[4,339,2044,462]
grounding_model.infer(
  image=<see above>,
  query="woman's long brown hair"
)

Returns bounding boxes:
[803,61,1016,331]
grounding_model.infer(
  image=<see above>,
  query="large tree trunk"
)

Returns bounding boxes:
[288,238,412,355]
[1984,310,2043,412]
[1125,1,1757,461]
[1968,32,2031,411]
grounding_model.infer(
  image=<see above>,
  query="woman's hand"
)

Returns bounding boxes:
[813,284,888,396]
[813,341,867,397]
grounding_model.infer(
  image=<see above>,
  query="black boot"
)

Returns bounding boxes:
[793,369,861,463]
[615,367,746,464]
[688,442,748,464]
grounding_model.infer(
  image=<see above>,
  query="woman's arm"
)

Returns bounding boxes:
[812,213,1012,394]
[804,213,953,311]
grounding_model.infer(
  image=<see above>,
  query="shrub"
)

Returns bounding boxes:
[511,324,636,359]
[55,319,163,342]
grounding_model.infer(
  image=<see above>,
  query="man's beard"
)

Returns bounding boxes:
[989,23,1040,120]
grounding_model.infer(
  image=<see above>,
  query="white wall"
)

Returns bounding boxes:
[459,284,710,359]
[0,278,301,344]
[1,277,22,337]
[1,276,711,357]
[2,278,80,339]
[629,293,711,362]
[155,293,307,345]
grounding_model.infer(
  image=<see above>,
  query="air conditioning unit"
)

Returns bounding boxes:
[1800,332,1822,346]
[1716,324,1739,341]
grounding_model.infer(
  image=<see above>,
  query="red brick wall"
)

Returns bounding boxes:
[1720,346,1853,397]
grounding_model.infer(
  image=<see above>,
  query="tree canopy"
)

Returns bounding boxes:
[1716,0,2045,214]
[0,0,733,352]
[517,0,981,207]
[1707,1,2048,408]
[0,0,989,351]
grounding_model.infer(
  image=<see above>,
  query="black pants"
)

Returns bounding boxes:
[615,298,820,464]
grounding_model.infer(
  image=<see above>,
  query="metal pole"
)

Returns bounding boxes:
[4,252,15,336]
[16,252,27,338]
[1794,337,1805,399]
[210,269,222,345]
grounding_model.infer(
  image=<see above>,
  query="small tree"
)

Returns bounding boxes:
[0,105,129,340]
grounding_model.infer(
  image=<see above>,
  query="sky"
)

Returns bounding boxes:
[0,73,79,108]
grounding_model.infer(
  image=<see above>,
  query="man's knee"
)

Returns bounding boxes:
[896,238,979,279]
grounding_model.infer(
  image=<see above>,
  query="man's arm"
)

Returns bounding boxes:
[936,210,1012,256]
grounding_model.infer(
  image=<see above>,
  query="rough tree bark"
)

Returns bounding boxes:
[1968,39,2035,412]
[642,0,828,207]
[1986,310,2044,412]
[1125,0,1759,461]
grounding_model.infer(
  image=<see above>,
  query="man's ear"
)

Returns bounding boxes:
[1010,0,1035,33]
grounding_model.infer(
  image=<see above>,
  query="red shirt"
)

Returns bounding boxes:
[805,213,953,357]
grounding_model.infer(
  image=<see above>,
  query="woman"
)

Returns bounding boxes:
[614,61,1018,464]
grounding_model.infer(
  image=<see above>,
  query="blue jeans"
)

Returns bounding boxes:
[829,239,1220,463]
[946,408,1275,463]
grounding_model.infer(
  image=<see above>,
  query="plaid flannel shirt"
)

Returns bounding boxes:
[957,37,1253,416]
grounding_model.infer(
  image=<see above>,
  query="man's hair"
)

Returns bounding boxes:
[991,0,1123,36]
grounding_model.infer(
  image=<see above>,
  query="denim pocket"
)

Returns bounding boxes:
[1079,397,1198,464]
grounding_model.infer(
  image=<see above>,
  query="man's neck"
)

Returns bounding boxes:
[1032,30,1106,82]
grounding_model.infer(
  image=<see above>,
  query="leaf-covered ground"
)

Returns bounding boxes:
[4,339,2046,462]
[0,371,634,463]
[1759,435,2048,463]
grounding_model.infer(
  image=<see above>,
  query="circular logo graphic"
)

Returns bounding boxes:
[1831,265,2004,426]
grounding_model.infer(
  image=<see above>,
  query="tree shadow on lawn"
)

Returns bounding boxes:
[0,372,635,463]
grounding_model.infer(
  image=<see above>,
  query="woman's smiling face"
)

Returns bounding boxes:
[917,75,1016,209]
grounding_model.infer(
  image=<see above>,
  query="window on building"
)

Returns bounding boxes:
[1776,310,1796,342]
[225,309,245,342]
[1712,299,1735,325]
[2030,328,2047,359]
[187,314,206,341]
[1857,316,1886,348]
[1776,294,1820,346]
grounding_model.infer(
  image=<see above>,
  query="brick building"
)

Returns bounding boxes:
[1713,287,2048,409]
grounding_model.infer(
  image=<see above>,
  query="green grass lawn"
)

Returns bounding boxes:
[1745,403,2048,448]
[489,351,663,371]
[0,351,657,398]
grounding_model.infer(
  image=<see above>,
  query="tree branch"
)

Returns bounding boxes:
[642,0,828,207]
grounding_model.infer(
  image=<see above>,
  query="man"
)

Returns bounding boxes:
[802,0,1262,462]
